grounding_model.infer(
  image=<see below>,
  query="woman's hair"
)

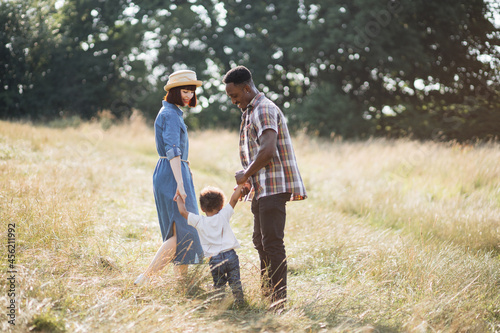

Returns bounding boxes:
[199,186,226,213]
[164,85,197,107]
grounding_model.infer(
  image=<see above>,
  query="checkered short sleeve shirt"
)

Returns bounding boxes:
[239,93,307,201]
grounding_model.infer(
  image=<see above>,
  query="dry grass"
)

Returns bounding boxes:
[0,118,499,332]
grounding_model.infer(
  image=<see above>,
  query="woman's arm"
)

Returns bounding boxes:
[170,156,186,201]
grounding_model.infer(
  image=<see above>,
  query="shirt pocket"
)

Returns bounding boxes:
[247,123,259,144]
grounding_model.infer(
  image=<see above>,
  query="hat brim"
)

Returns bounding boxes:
[164,80,203,92]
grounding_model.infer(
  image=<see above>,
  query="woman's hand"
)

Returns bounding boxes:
[174,185,187,202]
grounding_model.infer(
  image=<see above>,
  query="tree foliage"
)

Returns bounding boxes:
[1,0,150,120]
[1,0,499,140]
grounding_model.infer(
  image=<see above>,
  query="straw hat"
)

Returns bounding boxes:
[164,70,203,92]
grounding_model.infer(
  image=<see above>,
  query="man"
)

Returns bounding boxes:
[223,66,307,310]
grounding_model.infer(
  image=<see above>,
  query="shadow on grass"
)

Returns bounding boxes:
[196,302,403,333]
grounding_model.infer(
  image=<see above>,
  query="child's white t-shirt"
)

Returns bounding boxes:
[187,204,241,258]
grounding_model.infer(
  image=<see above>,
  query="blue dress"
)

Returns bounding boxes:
[153,101,203,265]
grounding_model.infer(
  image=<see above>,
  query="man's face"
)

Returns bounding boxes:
[225,82,251,111]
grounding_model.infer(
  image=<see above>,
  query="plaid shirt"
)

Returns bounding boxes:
[239,92,307,201]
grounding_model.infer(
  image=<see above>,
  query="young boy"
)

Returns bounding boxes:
[176,184,246,305]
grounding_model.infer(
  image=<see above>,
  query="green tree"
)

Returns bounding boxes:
[0,0,150,120]
[0,0,56,119]
[142,0,499,138]
[2,0,499,140]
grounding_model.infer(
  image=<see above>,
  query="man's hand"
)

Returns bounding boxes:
[242,182,251,197]
[235,170,248,185]
[233,182,251,202]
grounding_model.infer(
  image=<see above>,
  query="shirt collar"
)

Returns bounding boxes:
[162,100,183,116]
[241,92,264,118]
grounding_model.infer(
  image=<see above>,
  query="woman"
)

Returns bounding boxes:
[135,70,204,285]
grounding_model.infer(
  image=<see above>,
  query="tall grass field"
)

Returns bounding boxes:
[1,117,499,332]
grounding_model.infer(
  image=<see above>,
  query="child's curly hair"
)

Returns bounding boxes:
[199,186,226,213]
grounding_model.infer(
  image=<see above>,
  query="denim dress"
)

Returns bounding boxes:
[153,101,203,265]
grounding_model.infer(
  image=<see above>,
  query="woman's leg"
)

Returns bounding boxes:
[142,224,178,277]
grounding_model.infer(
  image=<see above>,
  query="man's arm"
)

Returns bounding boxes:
[235,129,277,185]
[175,196,189,220]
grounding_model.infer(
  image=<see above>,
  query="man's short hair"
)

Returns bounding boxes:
[223,66,252,85]
[164,85,197,107]
[199,186,226,213]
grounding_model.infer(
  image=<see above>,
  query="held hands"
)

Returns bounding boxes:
[235,170,251,199]
[242,182,251,196]
[173,188,189,219]
[230,183,251,206]
[234,181,252,201]
[173,185,187,203]
[235,170,248,185]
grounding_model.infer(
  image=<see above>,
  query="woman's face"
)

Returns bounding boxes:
[180,89,195,106]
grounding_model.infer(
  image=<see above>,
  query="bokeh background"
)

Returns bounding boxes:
[1,0,499,140]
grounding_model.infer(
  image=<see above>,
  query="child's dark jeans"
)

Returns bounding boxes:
[208,249,244,302]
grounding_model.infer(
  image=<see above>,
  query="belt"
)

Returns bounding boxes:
[159,156,189,163]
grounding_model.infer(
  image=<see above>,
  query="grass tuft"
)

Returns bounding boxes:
[29,310,66,332]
